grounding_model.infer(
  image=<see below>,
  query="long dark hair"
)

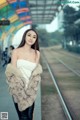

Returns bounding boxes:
[17,28,39,51]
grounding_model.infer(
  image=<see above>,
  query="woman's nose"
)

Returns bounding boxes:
[30,36,33,40]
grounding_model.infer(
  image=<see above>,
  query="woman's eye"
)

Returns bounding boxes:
[33,37,36,38]
[28,34,30,36]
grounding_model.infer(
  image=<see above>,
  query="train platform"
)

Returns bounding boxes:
[0,64,41,120]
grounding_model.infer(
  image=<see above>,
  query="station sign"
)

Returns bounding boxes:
[0,20,10,25]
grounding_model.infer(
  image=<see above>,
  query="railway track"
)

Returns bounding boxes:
[41,48,80,120]
[41,54,66,120]
[50,47,80,60]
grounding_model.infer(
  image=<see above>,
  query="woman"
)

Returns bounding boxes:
[5,29,42,120]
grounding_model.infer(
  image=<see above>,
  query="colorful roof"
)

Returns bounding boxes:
[0,0,62,41]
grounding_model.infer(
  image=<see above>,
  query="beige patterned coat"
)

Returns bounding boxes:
[5,63,42,111]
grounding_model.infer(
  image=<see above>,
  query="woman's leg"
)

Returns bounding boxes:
[20,107,29,120]
[28,103,35,120]
[12,97,21,120]
[13,103,21,120]
[13,97,35,120]
[20,103,35,120]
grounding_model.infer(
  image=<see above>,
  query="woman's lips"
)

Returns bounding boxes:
[28,40,33,43]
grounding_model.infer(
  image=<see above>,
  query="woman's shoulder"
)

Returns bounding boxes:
[32,49,40,59]
[12,48,22,54]
[31,49,40,55]
[36,50,40,55]
[36,50,40,59]
[12,48,21,58]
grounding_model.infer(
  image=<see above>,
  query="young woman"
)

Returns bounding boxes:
[5,29,42,120]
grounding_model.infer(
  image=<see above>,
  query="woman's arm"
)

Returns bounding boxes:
[36,50,40,63]
[11,49,18,67]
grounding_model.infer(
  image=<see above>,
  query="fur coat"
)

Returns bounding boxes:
[5,63,42,111]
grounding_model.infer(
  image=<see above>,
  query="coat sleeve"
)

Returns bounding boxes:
[25,74,41,99]
[5,65,26,103]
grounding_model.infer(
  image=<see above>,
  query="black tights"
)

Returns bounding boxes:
[14,102,35,120]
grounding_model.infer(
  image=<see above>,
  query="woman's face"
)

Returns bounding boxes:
[25,30,37,46]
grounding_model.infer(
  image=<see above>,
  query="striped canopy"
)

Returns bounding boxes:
[0,0,62,42]
[0,0,32,40]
